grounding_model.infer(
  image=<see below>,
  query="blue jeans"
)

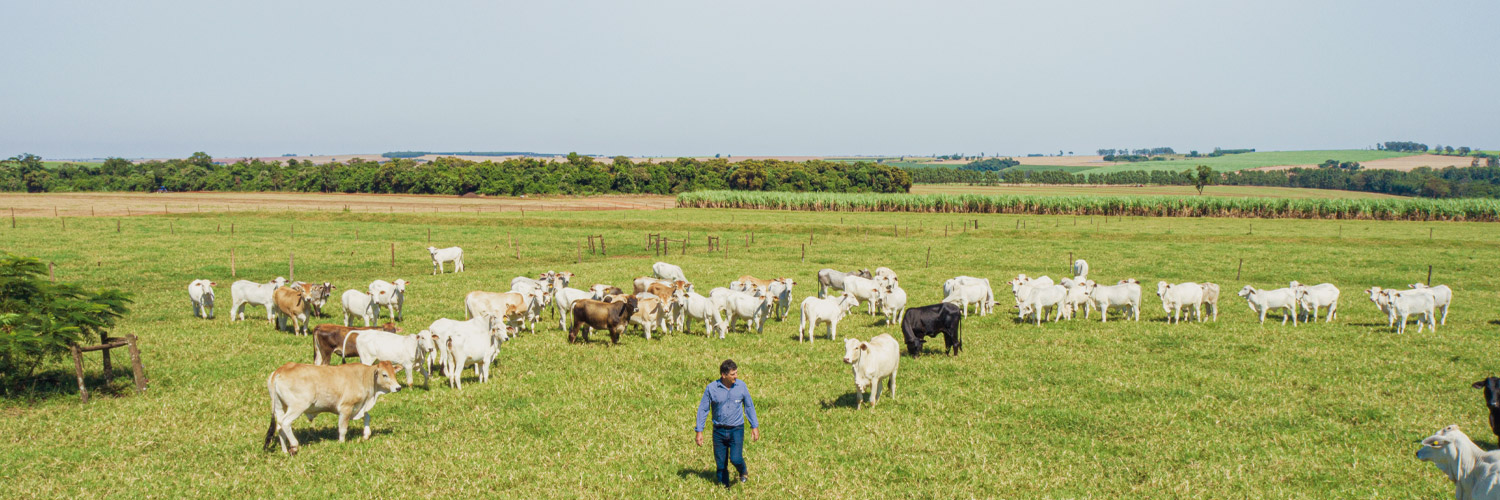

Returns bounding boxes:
[712,426,746,486]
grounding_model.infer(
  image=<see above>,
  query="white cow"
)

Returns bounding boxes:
[1008,276,1056,318]
[797,292,859,343]
[674,288,727,337]
[767,279,796,321]
[1409,283,1453,325]
[1384,288,1436,334]
[1156,281,1205,324]
[1058,278,1094,320]
[188,279,216,319]
[943,277,995,317]
[627,294,670,340]
[1088,280,1142,322]
[508,281,550,330]
[1072,260,1089,279]
[1364,287,1395,327]
[873,267,899,288]
[724,292,778,335]
[842,275,885,315]
[652,261,688,283]
[428,315,510,378]
[1289,281,1340,322]
[368,279,408,322]
[427,246,464,274]
[341,289,381,327]
[463,291,530,333]
[231,277,288,323]
[842,334,900,410]
[1416,425,1500,500]
[880,284,907,325]
[355,329,434,386]
[1200,282,1221,321]
[1237,285,1298,325]
[1018,284,1068,325]
[511,277,555,310]
[551,286,597,331]
[443,318,511,390]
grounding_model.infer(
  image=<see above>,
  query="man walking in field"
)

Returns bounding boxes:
[695,359,761,488]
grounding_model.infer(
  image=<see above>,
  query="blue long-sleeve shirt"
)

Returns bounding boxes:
[695,379,758,431]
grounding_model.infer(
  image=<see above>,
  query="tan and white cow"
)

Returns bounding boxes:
[262,361,403,456]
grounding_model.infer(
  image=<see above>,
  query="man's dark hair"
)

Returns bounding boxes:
[720,359,737,375]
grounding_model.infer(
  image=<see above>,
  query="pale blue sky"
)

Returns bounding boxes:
[3,0,1497,159]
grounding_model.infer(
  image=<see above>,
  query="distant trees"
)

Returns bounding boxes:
[960,158,1020,172]
[1379,141,1429,152]
[1209,148,1255,157]
[1318,159,1362,170]
[0,154,912,195]
[1194,165,1214,195]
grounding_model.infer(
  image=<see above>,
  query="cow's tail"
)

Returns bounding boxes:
[339,333,353,363]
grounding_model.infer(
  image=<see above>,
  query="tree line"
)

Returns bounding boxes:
[0,153,912,195]
[903,159,1500,198]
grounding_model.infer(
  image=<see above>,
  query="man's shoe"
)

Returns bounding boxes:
[739,475,749,484]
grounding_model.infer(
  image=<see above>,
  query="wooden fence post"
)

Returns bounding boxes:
[230,249,236,277]
[1427,265,1433,286]
[127,334,147,392]
[1429,228,1433,240]
[49,262,54,282]
[1236,258,1243,280]
[71,345,88,403]
[289,252,295,282]
[801,244,805,262]
[925,247,931,268]
[390,243,395,267]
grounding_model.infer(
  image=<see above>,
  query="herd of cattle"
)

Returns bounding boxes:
[181,250,1461,459]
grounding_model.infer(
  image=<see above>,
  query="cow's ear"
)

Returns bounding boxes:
[393,364,404,373]
[1475,380,1490,389]
[379,291,387,295]
[859,343,868,351]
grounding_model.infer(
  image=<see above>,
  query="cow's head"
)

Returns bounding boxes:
[415,330,436,355]
[1365,287,1386,305]
[1417,425,1470,480]
[1288,280,1302,289]
[1474,378,1500,409]
[380,322,400,332]
[842,338,867,366]
[271,277,288,288]
[1118,279,1138,285]
[373,361,403,394]
[1409,283,1430,289]
[393,279,408,292]
[1237,285,1256,298]
[483,314,510,341]
[427,246,438,254]
[838,292,859,311]
[1156,281,1170,297]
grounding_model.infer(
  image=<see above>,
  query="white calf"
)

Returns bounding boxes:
[429,315,510,380]
[1384,288,1436,334]
[1289,282,1340,322]
[1200,282,1221,321]
[1364,287,1395,326]
[231,277,288,323]
[880,284,907,325]
[842,275,885,315]
[1018,284,1067,325]
[1059,278,1094,320]
[768,278,796,321]
[368,279,408,322]
[843,334,900,410]
[1408,283,1453,325]
[188,279,216,319]
[355,329,434,386]
[443,318,511,390]
[652,261,688,282]
[725,292,778,335]
[1156,281,1204,324]
[341,289,381,327]
[1237,285,1298,325]
[427,246,464,274]
[675,288,727,337]
[1088,280,1141,322]
[943,277,994,317]
[798,293,859,343]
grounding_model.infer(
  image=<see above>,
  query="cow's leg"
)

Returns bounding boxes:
[829,319,838,341]
[889,365,897,398]
[871,377,882,406]
[277,408,306,455]
[854,384,863,410]
[1100,305,1108,323]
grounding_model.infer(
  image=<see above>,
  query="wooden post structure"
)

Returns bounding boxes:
[231,223,234,235]
[801,244,805,262]
[62,217,66,231]
[1236,258,1243,280]
[69,334,148,403]
[49,262,54,282]
[289,252,295,282]
[1427,265,1433,286]
[1430,228,1433,240]
[577,244,582,265]
[390,243,396,268]
[925,247,931,268]
[71,345,88,403]
[230,249,236,277]
[428,228,431,244]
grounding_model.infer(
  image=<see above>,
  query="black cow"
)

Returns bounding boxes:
[900,302,963,357]
[1472,377,1500,441]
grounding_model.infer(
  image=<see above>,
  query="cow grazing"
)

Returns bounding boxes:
[355,329,434,386]
[273,285,315,335]
[652,261,688,283]
[188,279,216,319]
[341,289,381,327]
[843,334,900,410]
[1415,425,1500,500]
[900,302,963,357]
[1289,281,1340,322]
[817,268,872,298]
[1383,288,1436,334]
[312,322,400,365]
[1473,378,1500,443]
[1409,283,1453,325]
[1200,282,1221,321]
[444,319,512,389]
[427,246,464,274]
[568,297,638,344]
[1237,285,1297,325]
[231,277,288,323]
[262,361,403,456]
[368,279,408,322]
[797,292,859,343]
[1156,281,1205,324]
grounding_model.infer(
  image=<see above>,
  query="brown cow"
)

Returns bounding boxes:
[296,282,336,317]
[274,285,315,335]
[262,361,403,456]
[738,275,774,291]
[569,297,638,344]
[312,322,401,365]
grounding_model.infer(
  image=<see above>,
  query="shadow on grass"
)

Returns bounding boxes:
[676,467,719,485]
[288,425,395,447]
[818,392,861,410]
[0,366,139,403]
[1488,320,1500,327]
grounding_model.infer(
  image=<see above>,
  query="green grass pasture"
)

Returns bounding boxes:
[2,205,1497,498]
